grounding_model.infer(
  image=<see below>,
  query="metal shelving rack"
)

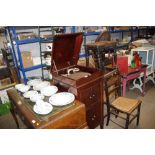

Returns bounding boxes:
[7,27,57,83]
[75,26,151,63]
[38,26,66,79]
[6,26,72,84]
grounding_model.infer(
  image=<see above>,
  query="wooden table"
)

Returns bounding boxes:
[7,89,88,129]
[85,41,117,69]
[120,65,147,96]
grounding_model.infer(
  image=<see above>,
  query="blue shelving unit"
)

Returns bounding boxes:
[7,26,75,84]
[7,26,55,84]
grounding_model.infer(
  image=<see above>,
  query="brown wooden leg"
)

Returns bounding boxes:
[106,104,110,126]
[137,104,141,126]
[125,114,130,129]
[10,108,19,129]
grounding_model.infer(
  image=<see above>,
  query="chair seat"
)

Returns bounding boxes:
[111,97,141,114]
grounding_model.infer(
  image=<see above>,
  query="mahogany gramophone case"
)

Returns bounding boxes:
[51,32,103,89]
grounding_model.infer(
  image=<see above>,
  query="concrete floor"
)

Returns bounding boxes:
[0,81,155,129]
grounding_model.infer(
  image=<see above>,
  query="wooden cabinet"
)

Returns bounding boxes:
[54,71,104,129]
[78,80,103,128]
[51,33,104,129]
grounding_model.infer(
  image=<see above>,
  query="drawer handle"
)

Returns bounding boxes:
[94,115,96,118]
[89,96,92,99]
[92,94,95,97]
[91,118,95,121]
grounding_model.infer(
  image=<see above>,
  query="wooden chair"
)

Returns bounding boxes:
[104,67,142,129]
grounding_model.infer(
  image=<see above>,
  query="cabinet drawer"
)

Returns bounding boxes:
[80,82,101,108]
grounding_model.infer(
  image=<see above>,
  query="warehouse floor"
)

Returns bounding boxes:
[0,81,155,129]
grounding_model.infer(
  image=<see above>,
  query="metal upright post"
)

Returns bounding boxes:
[7,27,21,80]
[38,26,44,80]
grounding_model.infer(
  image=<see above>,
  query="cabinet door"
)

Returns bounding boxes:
[91,82,102,103]
[79,87,93,109]
[87,102,101,129]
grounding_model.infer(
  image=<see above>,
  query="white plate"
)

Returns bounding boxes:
[30,93,44,102]
[33,102,53,115]
[27,79,42,87]
[33,81,50,91]
[23,90,38,98]
[41,86,58,96]
[49,92,75,106]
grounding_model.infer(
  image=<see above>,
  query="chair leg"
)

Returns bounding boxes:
[137,104,141,126]
[125,114,130,129]
[106,104,110,126]
[115,110,119,118]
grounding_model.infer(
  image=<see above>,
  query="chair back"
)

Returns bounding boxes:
[95,31,111,42]
[104,68,121,104]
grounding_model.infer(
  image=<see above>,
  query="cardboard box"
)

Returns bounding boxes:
[18,33,37,40]
[0,78,11,86]
[0,54,4,66]
[78,56,95,68]
[114,26,130,31]
[21,51,33,68]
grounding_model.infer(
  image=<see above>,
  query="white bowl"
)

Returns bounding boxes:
[30,93,44,102]
[33,100,53,115]
[23,90,38,98]
[27,79,42,87]
[33,81,50,91]
[18,85,30,93]
[40,85,58,96]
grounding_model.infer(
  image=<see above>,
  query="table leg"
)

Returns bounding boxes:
[10,106,20,129]
[142,68,147,96]
[85,46,89,67]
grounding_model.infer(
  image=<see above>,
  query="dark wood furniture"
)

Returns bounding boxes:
[51,33,104,129]
[85,41,117,70]
[7,89,88,129]
[104,68,142,129]
[0,67,19,91]
[1,48,14,67]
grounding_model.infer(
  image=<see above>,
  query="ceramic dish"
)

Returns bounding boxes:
[33,81,50,91]
[27,79,42,87]
[49,92,75,106]
[23,90,38,98]
[15,84,26,90]
[30,93,44,102]
[40,86,58,96]
[33,101,53,115]
[17,85,30,93]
